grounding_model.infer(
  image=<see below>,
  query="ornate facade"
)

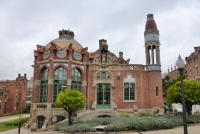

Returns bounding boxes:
[168,46,200,81]
[30,14,163,129]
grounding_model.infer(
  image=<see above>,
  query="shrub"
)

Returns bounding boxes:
[120,112,129,117]
[54,115,200,132]
[138,112,154,116]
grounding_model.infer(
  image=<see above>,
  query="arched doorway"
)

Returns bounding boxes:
[50,115,65,125]
[37,116,45,128]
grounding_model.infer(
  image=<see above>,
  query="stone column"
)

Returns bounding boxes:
[67,61,72,89]
[47,62,53,103]
[82,81,87,97]
[151,46,154,64]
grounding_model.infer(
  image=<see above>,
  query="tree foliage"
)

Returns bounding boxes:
[167,79,200,116]
[55,89,86,125]
[162,74,187,94]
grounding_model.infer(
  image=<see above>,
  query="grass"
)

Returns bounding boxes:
[0,117,29,132]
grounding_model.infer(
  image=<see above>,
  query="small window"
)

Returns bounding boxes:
[194,56,198,62]
[101,72,106,79]
[16,95,18,101]
[188,59,192,64]
[156,86,158,96]
[97,76,100,79]
[16,87,19,92]
[190,69,192,76]
[107,76,110,79]
[196,66,198,74]
[0,91,3,96]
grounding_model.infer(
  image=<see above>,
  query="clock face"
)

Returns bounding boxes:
[57,50,67,58]
[73,51,82,60]
[43,50,50,59]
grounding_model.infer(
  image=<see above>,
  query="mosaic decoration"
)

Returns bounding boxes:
[40,63,50,68]
[72,64,84,71]
[146,65,161,71]
[53,63,58,67]
[124,74,136,83]
[64,63,68,68]
[145,34,159,43]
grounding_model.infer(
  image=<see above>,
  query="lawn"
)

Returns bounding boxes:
[0,117,29,132]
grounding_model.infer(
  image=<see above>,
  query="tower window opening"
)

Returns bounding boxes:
[196,66,198,74]
[156,86,158,96]
[101,72,106,79]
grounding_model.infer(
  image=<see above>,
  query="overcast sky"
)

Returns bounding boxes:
[0,0,200,80]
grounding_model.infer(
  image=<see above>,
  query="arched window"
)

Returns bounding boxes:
[53,67,67,102]
[156,86,158,96]
[71,68,82,92]
[39,68,48,103]
[196,65,198,74]
[101,72,106,79]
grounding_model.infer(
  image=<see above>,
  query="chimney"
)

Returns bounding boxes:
[119,52,123,58]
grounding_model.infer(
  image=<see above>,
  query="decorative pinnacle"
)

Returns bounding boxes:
[58,29,74,38]
[147,14,154,20]
[178,54,181,60]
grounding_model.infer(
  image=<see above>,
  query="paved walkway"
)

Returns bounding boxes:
[0,114,30,122]
[0,124,199,134]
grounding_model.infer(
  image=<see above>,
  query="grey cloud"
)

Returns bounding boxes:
[0,0,200,79]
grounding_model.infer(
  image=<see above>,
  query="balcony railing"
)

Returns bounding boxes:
[31,103,62,109]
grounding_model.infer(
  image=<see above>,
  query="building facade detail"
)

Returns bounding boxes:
[30,14,164,129]
[168,46,200,81]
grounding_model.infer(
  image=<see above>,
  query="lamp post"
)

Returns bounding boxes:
[176,54,188,134]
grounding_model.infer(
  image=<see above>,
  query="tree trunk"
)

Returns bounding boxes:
[186,104,192,116]
[68,110,73,126]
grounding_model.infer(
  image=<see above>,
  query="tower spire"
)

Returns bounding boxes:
[144,14,161,71]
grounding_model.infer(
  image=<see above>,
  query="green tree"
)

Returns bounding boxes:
[162,74,187,94]
[55,89,86,125]
[167,79,200,116]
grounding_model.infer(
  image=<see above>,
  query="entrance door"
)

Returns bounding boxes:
[37,116,45,128]
[96,84,111,109]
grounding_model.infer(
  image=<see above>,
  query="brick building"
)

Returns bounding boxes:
[0,74,27,116]
[30,14,163,128]
[168,46,200,81]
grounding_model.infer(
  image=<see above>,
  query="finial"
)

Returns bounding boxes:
[147,14,154,20]
[58,29,74,38]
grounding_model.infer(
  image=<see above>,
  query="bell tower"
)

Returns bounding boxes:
[144,14,163,110]
[144,14,161,71]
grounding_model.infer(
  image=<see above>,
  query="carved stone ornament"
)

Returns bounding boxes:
[48,78,54,85]
[123,74,136,83]
[82,81,87,87]
[35,80,41,86]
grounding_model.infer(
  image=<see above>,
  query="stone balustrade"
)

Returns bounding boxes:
[31,103,62,109]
